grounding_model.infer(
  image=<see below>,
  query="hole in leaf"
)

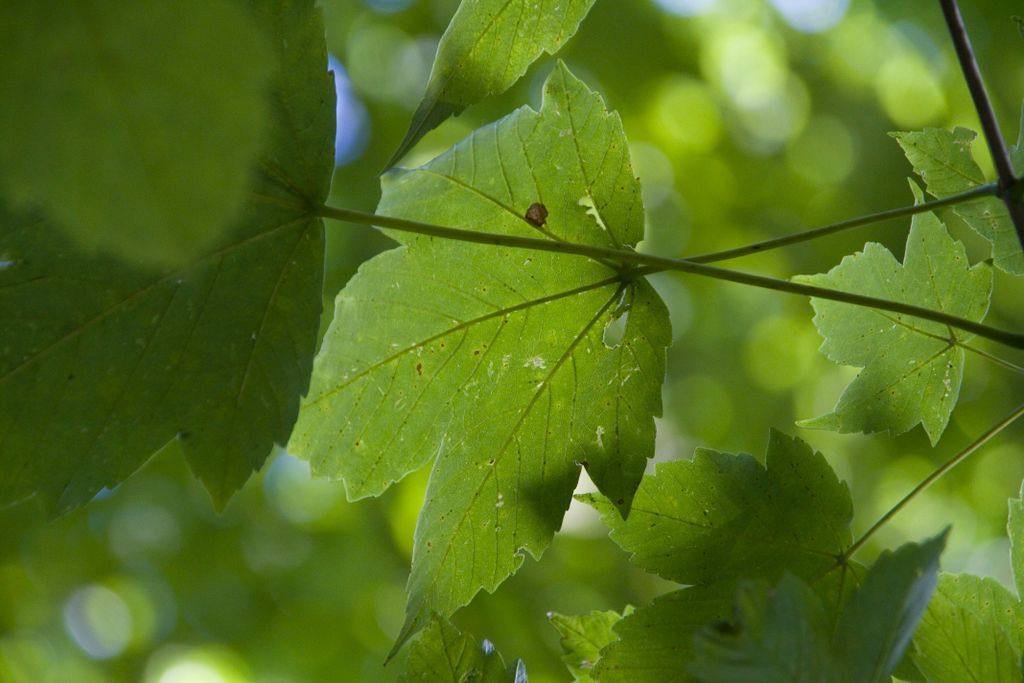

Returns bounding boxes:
[603,310,629,348]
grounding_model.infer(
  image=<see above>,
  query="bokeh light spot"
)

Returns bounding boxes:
[654,0,718,16]
[362,0,415,13]
[63,585,133,660]
[786,115,858,185]
[264,452,342,526]
[742,315,819,391]
[876,52,946,128]
[145,645,248,683]
[702,25,788,108]
[328,55,370,166]
[769,0,850,33]
[346,23,430,108]
[108,501,181,561]
[733,75,810,150]
[647,76,722,154]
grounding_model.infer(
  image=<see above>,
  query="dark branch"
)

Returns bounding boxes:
[939,0,1024,249]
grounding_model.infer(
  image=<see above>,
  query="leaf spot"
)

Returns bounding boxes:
[525,202,548,227]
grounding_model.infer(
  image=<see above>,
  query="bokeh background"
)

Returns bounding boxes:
[3,0,1024,680]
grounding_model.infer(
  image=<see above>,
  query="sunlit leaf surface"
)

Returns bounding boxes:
[399,615,524,682]
[892,126,1024,275]
[549,608,630,681]
[795,188,992,444]
[388,0,596,165]
[290,63,670,650]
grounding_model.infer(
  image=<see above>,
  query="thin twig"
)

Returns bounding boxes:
[959,342,1024,375]
[687,183,998,263]
[841,402,1024,561]
[939,0,1024,249]
[316,204,1024,349]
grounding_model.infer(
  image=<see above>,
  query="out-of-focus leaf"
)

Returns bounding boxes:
[399,615,524,682]
[0,0,273,266]
[892,127,1024,274]
[835,532,946,683]
[289,62,668,652]
[579,430,852,587]
[794,186,992,444]
[0,0,333,514]
[548,607,630,681]
[387,0,596,166]
[689,576,840,683]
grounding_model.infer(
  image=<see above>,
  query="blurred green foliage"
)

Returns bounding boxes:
[2,0,1023,680]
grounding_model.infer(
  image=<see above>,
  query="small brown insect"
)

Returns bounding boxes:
[525,202,548,227]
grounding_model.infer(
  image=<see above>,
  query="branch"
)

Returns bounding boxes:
[939,0,1024,249]
[841,401,1024,561]
[686,182,998,263]
[316,204,1024,349]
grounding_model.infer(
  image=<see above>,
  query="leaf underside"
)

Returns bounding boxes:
[0,0,334,515]
[583,431,856,681]
[892,124,1024,275]
[794,186,992,445]
[399,615,523,682]
[387,0,596,166]
[289,62,670,652]
[689,577,838,683]
[689,534,945,683]
[549,608,630,681]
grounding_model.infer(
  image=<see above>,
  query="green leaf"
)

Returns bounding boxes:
[0,0,274,266]
[892,127,1024,274]
[0,0,334,514]
[910,574,1023,683]
[548,608,630,681]
[586,431,855,682]
[594,584,735,683]
[1010,480,1024,599]
[835,531,946,683]
[794,186,992,444]
[290,62,668,652]
[399,615,525,682]
[579,430,853,587]
[689,535,944,683]
[908,485,1024,681]
[689,576,840,683]
[387,0,596,166]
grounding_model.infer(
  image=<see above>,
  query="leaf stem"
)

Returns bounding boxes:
[959,342,1024,375]
[685,182,998,263]
[939,0,1024,249]
[841,401,1024,561]
[316,204,1024,349]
